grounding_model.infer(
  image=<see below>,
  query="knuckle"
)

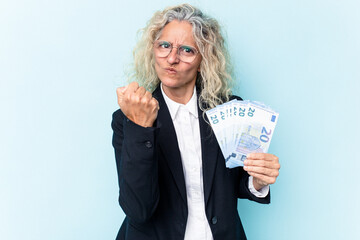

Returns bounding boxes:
[124,94,131,102]
[150,98,158,106]
[116,88,122,95]
[138,86,146,93]
[131,95,140,103]
[131,81,139,87]
[129,82,139,91]
[140,97,148,104]
[143,91,151,100]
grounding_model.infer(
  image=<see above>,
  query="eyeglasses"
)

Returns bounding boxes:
[153,40,199,63]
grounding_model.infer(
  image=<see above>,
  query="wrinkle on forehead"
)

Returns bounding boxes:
[157,20,196,47]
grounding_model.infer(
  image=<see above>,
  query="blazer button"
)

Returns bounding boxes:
[145,141,152,148]
[211,216,217,225]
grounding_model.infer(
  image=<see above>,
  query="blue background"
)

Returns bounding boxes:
[1,0,359,239]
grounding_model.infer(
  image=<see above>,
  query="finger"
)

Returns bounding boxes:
[247,171,277,185]
[130,91,142,104]
[244,159,280,170]
[126,81,139,94]
[129,86,146,104]
[121,86,128,93]
[246,153,279,161]
[116,86,127,97]
[117,87,128,106]
[140,91,152,104]
[244,166,279,177]
[135,86,146,97]
[150,97,159,110]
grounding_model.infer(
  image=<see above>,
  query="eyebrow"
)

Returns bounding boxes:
[157,40,196,47]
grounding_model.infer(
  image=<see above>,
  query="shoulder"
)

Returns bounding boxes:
[112,108,125,120]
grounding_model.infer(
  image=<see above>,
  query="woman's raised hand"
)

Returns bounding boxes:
[117,82,159,128]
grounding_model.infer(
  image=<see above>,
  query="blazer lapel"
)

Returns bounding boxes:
[152,87,187,204]
[198,100,220,207]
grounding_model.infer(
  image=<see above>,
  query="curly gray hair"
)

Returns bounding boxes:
[129,3,234,110]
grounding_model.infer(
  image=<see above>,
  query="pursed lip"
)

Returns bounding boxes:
[164,67,177,74]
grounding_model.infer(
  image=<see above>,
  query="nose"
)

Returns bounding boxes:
[166,47,180,64]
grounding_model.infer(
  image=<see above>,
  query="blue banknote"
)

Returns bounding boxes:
[206,100,279,168]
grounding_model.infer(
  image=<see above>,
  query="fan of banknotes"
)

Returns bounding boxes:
[205,100,279,168]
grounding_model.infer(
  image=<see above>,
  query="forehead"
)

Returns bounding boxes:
[158,20,195,45]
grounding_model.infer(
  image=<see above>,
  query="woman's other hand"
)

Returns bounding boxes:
[243,153,280,191]
[116,82,159,128]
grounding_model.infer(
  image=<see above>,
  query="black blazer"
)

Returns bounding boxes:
[111,86,270,240]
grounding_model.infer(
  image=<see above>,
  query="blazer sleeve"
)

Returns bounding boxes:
[237,168,270,204]
[111,109,160,223]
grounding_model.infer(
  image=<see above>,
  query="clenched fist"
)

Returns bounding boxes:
[117,82,159,128]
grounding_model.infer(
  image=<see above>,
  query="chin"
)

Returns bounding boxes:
[159,77,182,89]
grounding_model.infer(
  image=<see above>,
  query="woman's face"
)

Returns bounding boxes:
[154,20,202,95]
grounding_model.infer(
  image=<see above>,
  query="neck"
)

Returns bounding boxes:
[162,83,196,105]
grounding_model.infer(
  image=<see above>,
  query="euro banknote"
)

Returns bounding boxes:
[206,100,279,168]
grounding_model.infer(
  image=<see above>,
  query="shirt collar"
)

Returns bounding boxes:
[160,83,198,121]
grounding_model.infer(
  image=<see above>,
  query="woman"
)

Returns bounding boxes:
[112,4,280,240]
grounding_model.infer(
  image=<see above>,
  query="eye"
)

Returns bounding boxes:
[179,46,196,55]
[157,41,171,49]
